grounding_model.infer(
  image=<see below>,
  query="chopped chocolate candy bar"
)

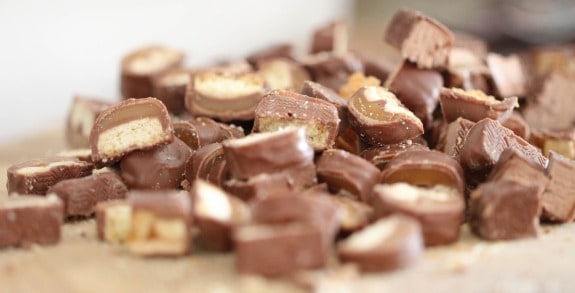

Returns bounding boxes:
[302,52,364,91]
[7,157,94,195]
[338,72,381,100]
[502,112,530,141]
[174,117,243,151]
[184,143,226,188]
[310,20,348,54]
[95,200,132,244]
[49,172,128,217]
[486,53,526,98]
[384,8,453,69]
[0,195,63,248]
[223,173,293,201]
[300,80,348,130]
[437,117,475,161]
[361,141,429,170]
[541,152,575,222]
[121,46,185,99]
[120,137,192,190]
[488,148,548,197]
[445,48,490,92]
[253,90,340,150]
[185,71,266,121]
[256,58,309,91]
[66,96,111,148]
[372,183,464,246]
[470,180,540,240]
[246,43,294,68]
[329,195,373,235]
[439,88,518,123]
[152,68,191,114]
[90,97,174,165]
[337,215,424,272]
[348,86,424,145]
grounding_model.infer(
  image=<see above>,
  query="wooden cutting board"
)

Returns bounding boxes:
[0,127,574,293]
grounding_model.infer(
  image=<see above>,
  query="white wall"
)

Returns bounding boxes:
[0,0,351,142]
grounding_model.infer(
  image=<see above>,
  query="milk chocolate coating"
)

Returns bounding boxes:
[437,117,475,162]
[385,61,443,127]
[246,43,294,68]
[361,142,429,170]
[488,148,548,198]
[384,8,453,69]
[120,137,192,190]
[381,149,466,195]
[128,190,192,221]
[470,180,540,240]
[310,20,347,54]
[337,215,424,272]
[7,157,94,195]
[360,54,396,83]
[223,173,293,201]
[348,86,424,145]
[253,90,340,150]
[372,184,464,246]
[222,128,314,180]
[439,88,518,123]
[486,53,526,98]
[301,80,348,131]
[503,112,530,141]
[152,68,190,114]
[453,31,488,58]
[66,96,111,148]
[173,117,240,151]
[541,152,575,222]
[90,98,174,165]
[302,52,364,91]
[234,223,327,276]
[0,195,63,248]
[184,143,225,186]
[49,172,128,217]
[316,149,380,202]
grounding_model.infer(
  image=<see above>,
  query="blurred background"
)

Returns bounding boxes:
[1,0,574,142]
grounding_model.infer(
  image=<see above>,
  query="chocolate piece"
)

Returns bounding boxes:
[120,137,192,190]
[453,31,488,58]
[486,53,526,98]
[184,71,266,121]
[460,118,547,174]
[334,124,365,155]
[49,172,128,217]
[152,68,191,114]
[385,61,443,127]
[246,44,294,68]
[256,58,309,91]
[206,60,254,75]
[223,173,293,201]
[310,20,348,54]
[127,190,193,256]
[541,152,575,222]
[234,223,327,276]
[250,192,339,248]
[184,143,226,187]
[7,157,94,195]
[384,8,453,69]
[66,96,111,148]
[222,128,314,180]
[120,46,185,99]
[95,200,131,243]
[301,52,364,91]
[337,215,423,272]
[56,149,93,162]
[488,148,548,197]
[502,112,530,141]
[437,117,475,161]
[360,141,429,170]
[316,149,380,202]
[381,149,465,194]
[0,195,63,248]
[372,183,464,246]
[90,97,173,165]
[190,180,251,251]
[338,72,381,100]
[439,87,518,123]
[300,80,348,130]
[360,54,396,83]
[470,180,540,240]
[445,48,490,92]
[173,117,239,151]
[329,196,373,235]
[348,86,424,145]
[253,90,340,150]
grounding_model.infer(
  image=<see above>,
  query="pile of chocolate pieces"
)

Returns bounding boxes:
[3,7,575,286]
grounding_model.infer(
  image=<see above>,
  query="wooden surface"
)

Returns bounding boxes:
[1,128,575,293]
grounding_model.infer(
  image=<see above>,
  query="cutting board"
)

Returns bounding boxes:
[0,127,574,293]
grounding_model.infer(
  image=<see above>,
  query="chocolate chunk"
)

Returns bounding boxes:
[95,200,131,244]
[127,190,193,256]
[372,183,464,246]
[256,58,310,91]
[488,148,549,197]
[348,86,424,145]
[7,157,94,195]
[223,173,293,201]
[338,72,381,100]
[300,80,348,130]
[120,137,192,190]
[234,223,327,276]
[184,71,266,121]
[316,149,380,202]
[246,44,294,68]
[0,195,63,248]
[184,143,226,187]
[90,97,174,165]
[337,215,423,272]
[152,68,191,114]
[334,124,366,155]
[329,195,373,235]
[460,118,547,174]
[384,8,453,69]
[301,52,364,91]
[486,53,526,98]
[469,180,540,240]
[49,172,128,218]
[173,117,242,151]
[381,149,465,194]
[439,88,518,123]
[445,48,490,92]
[502,112,530,141]
[253,90,340,150]
[453,31,488,58]
[190,180,251,251]
[360,54,396,83]
[541,152,575,222]
[222,128,314,180]
[66,96,111,148]
[120,46,185,99]
[437,117,475,161]
[310,20,348,54]
[360,141,429,170]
